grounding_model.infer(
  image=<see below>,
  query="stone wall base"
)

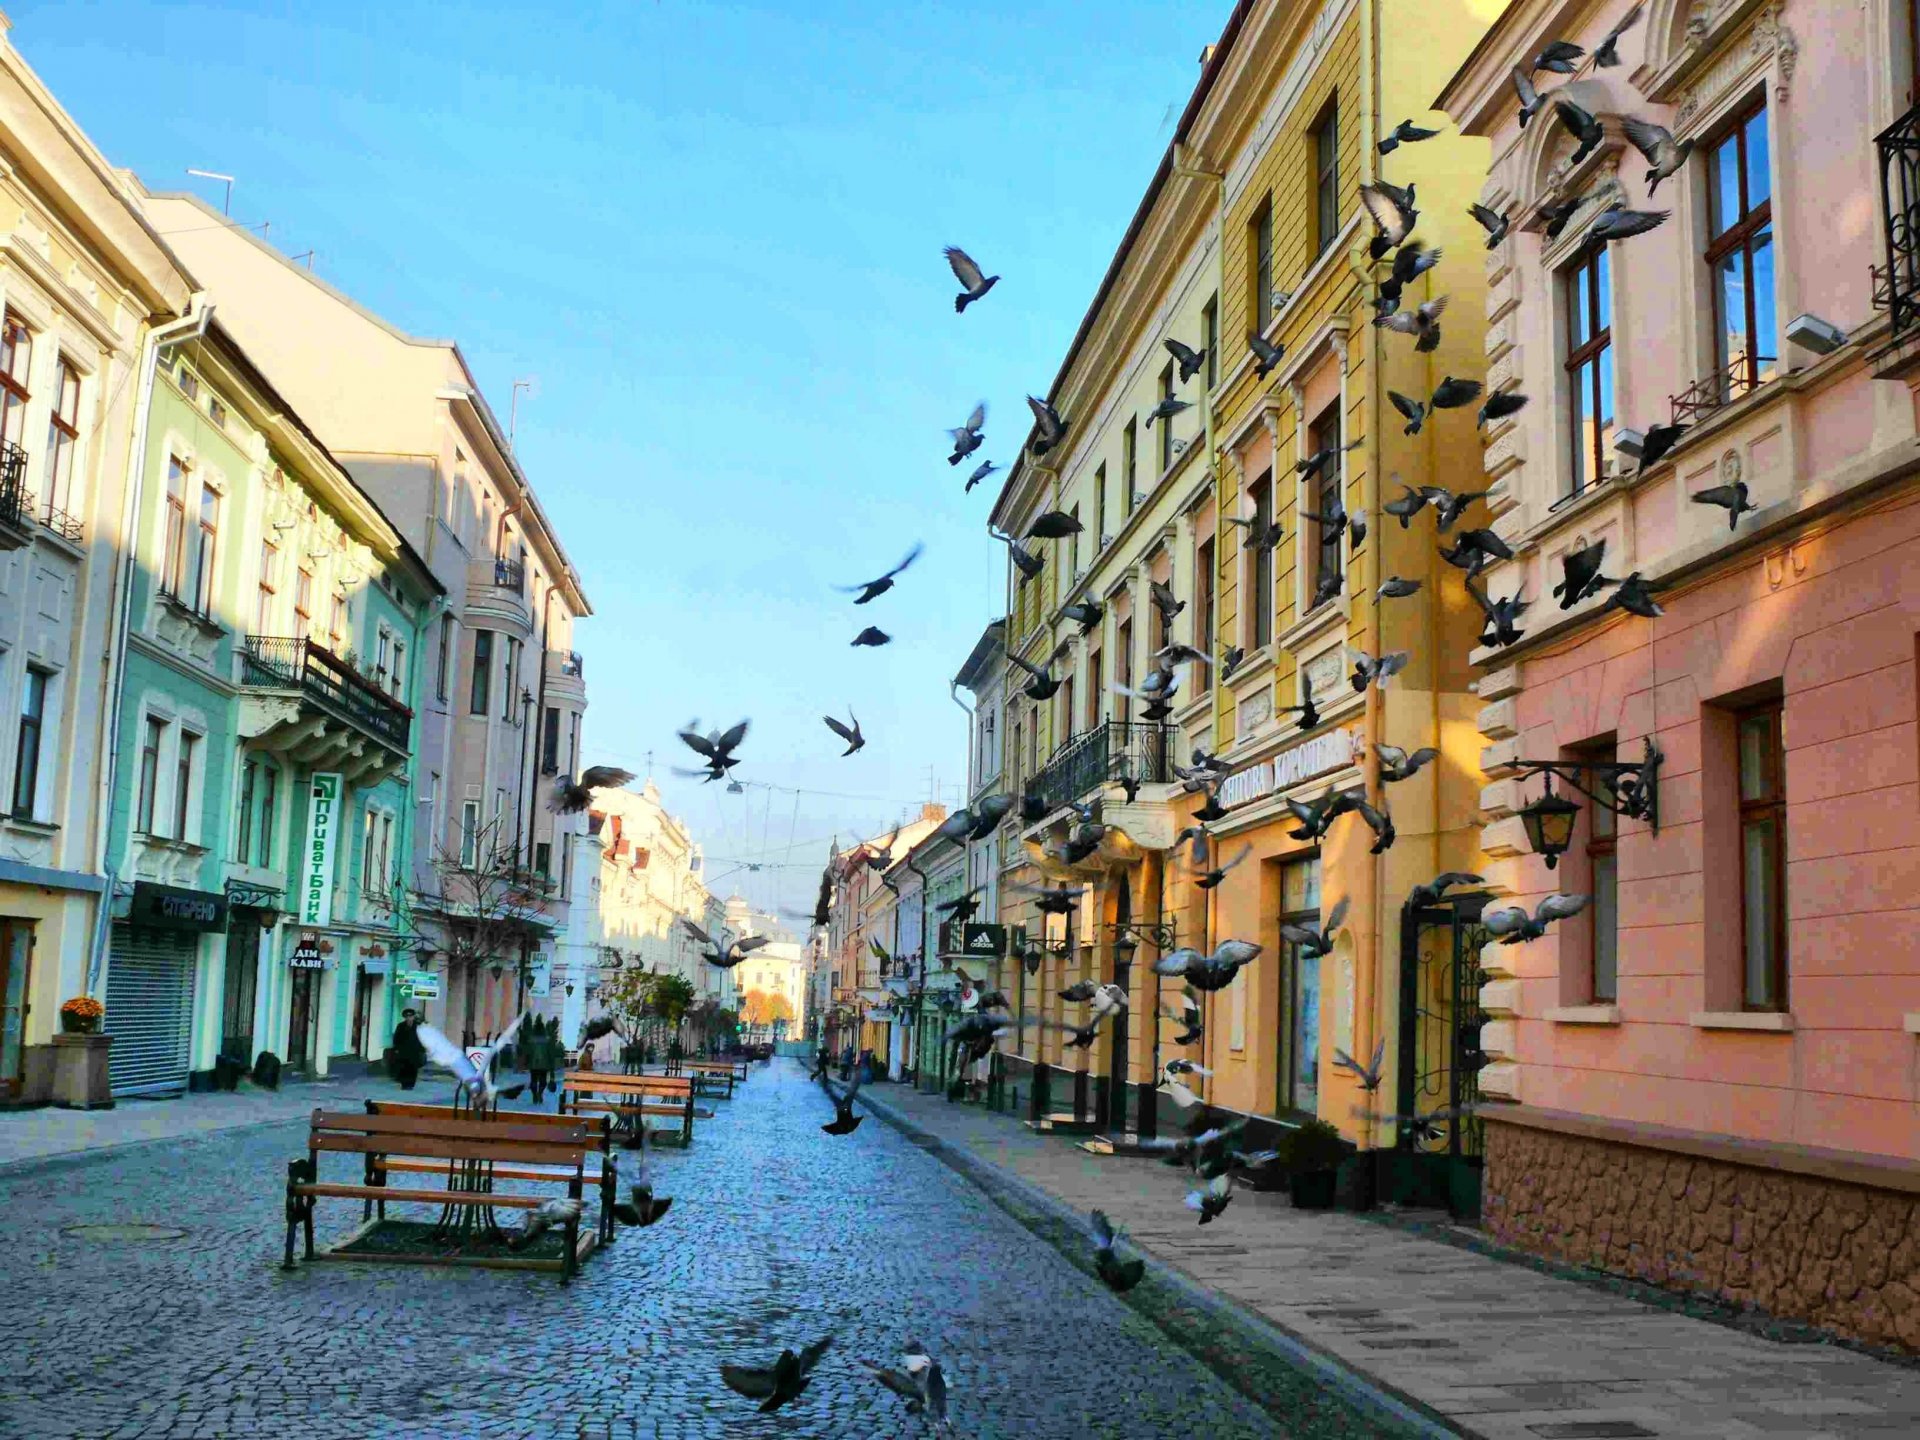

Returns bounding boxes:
[1485,1118,1920,1354]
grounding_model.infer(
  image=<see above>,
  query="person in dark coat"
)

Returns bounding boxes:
[524,1016,552,1102]
[390,1009,426,1090]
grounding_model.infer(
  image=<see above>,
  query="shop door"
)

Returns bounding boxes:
[1,919,32,1095]
[1389,893,1492,1220]
[221,917,260,1063]
[286,968,320,1072]
[351,968,377,1056]
[105,930,197,1096]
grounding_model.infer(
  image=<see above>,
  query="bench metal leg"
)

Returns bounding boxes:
[284,1159,315,1270]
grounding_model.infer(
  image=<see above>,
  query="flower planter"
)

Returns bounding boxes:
[59,1014,102,1034]
[1289,1169,1338,1210]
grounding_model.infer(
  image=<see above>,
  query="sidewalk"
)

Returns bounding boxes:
[858,1080,1920,1440]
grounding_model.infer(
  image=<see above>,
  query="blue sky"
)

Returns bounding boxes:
[17,0,1216,914]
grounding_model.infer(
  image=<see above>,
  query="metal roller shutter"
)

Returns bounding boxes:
[105,930,197,1096]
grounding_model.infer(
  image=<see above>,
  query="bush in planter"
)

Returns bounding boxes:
[1285,1118,1348,1210]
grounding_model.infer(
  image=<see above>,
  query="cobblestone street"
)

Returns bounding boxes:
[0,1060,1400,1439]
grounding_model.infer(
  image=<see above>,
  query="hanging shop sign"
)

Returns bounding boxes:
[126,881,228,934]
[1218,726,1366,811]
[300,772,344,927]
[527,953,552,997]
[290,935,329,970]
[937,921,1006,959]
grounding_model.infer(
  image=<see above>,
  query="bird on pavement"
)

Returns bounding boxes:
[720,1335,835,1413]
[1090,1210,1146,1292]
[1152,940,1261,992]
[612,1156,672,1227]
[1280,896,1349,960]
[1027,395,1068,456]
[1408,871,1485,909]
[1186,1172,1236,1225]
[1469,201,1511,247]
[1485,893,1593,943]
[850,627,891,647]
[550,765,635,813]
[1164,336,1207,382]
[416,1014,527,1106]
[947,403,986,466]
[820,1072,864,1135]
[864,1343,950,1431]
[1623,116,1691,194]
[822,710,863,756]
[836,542,924,603]
[1692,479,1756,530]
[1376,742,1439,782]
[965,459,999,492]
[1594,3,1644,66]
[1379,117,1441,153]
[507,1196,583,1252]
[1249,332,1285,377]
[945,246,998,312]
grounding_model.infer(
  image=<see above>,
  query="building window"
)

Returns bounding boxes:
[207,396,227,430]
[1737,699,1787,1009]
[1093,463,1107,548]
[569,712,581,774]
[389,639,405,698]
[1252,197,1275,332]
[1067,504,1081,581]
[1308,404,1343,603]
[177,365,198,401]
[1582,740,1619,1002]
[1058,674,1076,747]
[542,705,561,773]
[174,731,199,840]
[330,588,348,653]
[460,800,481,868]
[235,759,257,864]
[44,358,80,517]
[1565,246,1614,497]
[1122,419,1138,515]
[1157,364,1176,472]
[192,485,219,615]
[362,809,379,890]
[1202,294,1219,388]
[470,630,493,715]
[1278,855,1322,1114]
[162,458,188,598]
[1085,649,1103,730]
[11,667,47,819]
[0,313,30,448]
[1195,536,1215,691]
[258,763,278,865]
[502,636,520,720]
[256,542,278,633]
[1312,97,1340,254]
[1115,618,1133,723]
[1706,99,1776,399]
[436,614,455,701]
[1247,473,1274,649]
[535,839,553,879]
[137,716,164,834]
[293,567,313,641]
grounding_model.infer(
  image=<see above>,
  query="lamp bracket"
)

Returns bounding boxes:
[1105,918,1178,950]
[1511,736,1662,832]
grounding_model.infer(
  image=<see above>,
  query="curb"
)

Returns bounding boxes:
[0,1110,320,1180]
[856,1085,1471,1440]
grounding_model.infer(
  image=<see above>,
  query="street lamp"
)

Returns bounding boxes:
[1512,736,1663,866]
[1517,782,1582,869]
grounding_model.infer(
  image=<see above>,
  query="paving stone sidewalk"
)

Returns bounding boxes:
[857,1079,1920,1440]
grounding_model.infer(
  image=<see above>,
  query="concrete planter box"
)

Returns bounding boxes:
[51,1032,113,1110]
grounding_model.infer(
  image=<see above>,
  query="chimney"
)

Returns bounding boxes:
[1199,42,1215,67]
[919,802,947,824]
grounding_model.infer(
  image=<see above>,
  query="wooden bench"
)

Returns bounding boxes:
[558,1071,695,1147]
[365,1100,622,1245]
[682,1059,736,1099]
[284,1109,594,1282]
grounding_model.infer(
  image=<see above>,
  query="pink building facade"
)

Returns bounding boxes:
[1439,0,1920,1348]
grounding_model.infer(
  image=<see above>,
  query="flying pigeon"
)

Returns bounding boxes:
[836,541,924,604]
[681,918,771,969]
[1027,511,1085,540]
[948,403,986,466]
[1540,195,1582,240]
[965,459,999,492]
[1589,204,1670,243]
[1511,65,1548,128]
[820,1071,864,1135]
[507,1196,583,1252]
[1379,117,1441,153]
[1350,795,1396,853]
[675,718,749,783]
[1007,649,1064,701]
[1469,201,1510,247]
[1408,870,1485,909]
[1062,598,1103,632]
[1349,647,1411,691]
[1090,1210,1145,1292]
[611,1156,673,1227]
[822,710,863,756]
[550,765,636,813]
[1484,892,1593,943]
[863,1343,949,1430]
[415,1013,527,1106]
[1534,38,1585,73]
[720,1335,835,1413]
[994,528,1045,580]
[967,795,1014,838]
[1556,99,1604,167]
[1333,1037,1387,1093]
[1622,117,1692,195]
[1378,575,1422,599]
[1479,390,1530,428]
[1553,540,1612,610]
[1438,527,1515,579]
[1384,483,1427,527]
[1298,436,1362,479]
[1282,789,1347,841]
[1185,1172,1235,1225]
[1388,389,1428,436]
[1467,578,1529,648]
[1603,572,1665,619]
[1594,3,1644,66]
[1431,376,1483,410]
[1190,840,1252,890]
[851,627,891,647]
[1027,395,1067,456]
[1277,669,1321,732]
[945,245,999,312]
[1164,986,1203,1046]
[1164,336,1206,383]
[1149,579,1185,621]
[1638,421,1688,473]
[1249,333,1285,377]
[1378,296,1447,353]
[1360,179,1418,255]
[1152,940,1261,992]
[1692,479,1756,529]
[1419,485,1486,531]
[1375,742,1439,781]
[1145,395,1193,427]
[1279,895,1349,960]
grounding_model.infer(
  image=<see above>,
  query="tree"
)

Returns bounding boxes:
[742,988,795,1036]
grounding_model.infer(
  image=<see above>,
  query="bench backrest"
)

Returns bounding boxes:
[309,1109,589,1166]
[559,1072,691,1100]
[684,1060,732,1073]
[365,1100,613,1153]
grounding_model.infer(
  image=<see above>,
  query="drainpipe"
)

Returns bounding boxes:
[87,295,212,992]
[1358,0,1386,1141]
[519,586,560,868]
[905,854,931,1086]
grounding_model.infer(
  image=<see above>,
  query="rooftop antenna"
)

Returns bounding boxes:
[187,169,235,216]
[289,250,315,269]
[509,377,533,446]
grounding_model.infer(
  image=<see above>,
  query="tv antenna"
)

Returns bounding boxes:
[186,169,235,216]
[509,378,534,445]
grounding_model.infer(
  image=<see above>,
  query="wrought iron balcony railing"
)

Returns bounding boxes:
[1670,352,1777,427]
[1030,720,1177,817]
[0,440,26,533]
[492,557,525,592]
[242,635,412,750]
[1878,103,1920,336]
[40,501,82,545]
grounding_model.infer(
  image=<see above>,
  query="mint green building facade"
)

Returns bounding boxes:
[101,321,440,1095]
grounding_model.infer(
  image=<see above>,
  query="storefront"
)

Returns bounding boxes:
[218,881,283,1072]
[106,882,227,1097]
[284,933,334,1074]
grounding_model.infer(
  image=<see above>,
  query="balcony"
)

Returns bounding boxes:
[1669,352,1777,428]
[544,647,586,700]
[1030,720,1177,817]
[492,557,525,593]
[0,441,28,550]
[1878,104,1920,338]
[240,636,413,779]
[466,554,532,633]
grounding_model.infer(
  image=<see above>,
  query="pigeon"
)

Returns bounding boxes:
[1233,512,1286,552]
[1277,669,1321,732]
[1160,1073,1206,1109]
[1359,179,1418,255]
[1439,527,1515,579]
[1185,1172,1235,1225]
[965,459,999,492]
[1302,494,1356,548]
[966,795,1014,838]
[1190,840,1252,890]
[1556,99,1604,167]
[1384,482,1427,527]
[948,1011,1018,1065]
[1090,1210,1146,1292]
[1534,38,1585,73]
[1153,642,1215,671]
[1511,65,1548,128]
[1164,1058,1212,1079]
[863,1344,949,1430]
[1408,870,1485,909]
[1379,117,1441,153]
[1349,647,1411,691]
[1283,790,1347,841]
[1007,649,1064,701]
[1419,485,1486,531]
[1431,376,1483,410]
[1692,479,1756,530]
[675,719,749,783]
[1379,296,1447,352]
[416,1014,527,1105]
[1485,892,1593,943]
[1388,389,1428,436]
[1378,575,1423,599]
[1467,578,1529,648]
[1390,239,1444,287]
[1539,195,1583,241]
[549,765,635,813]
[994,528,1045,580]
[1164,336,1206,383]
[721,1335,835,1413]
[611,1157,673,1227]
[1062,598,1103,633]
[1149,579,1185,621]
[1479,390,1530,428]
[1019,882,1086,916]
[1279,895,1348,959]
[1059,980,1099,1003]
[1603,572,1665,619]
[1249,333,1285,377]
[928,807,980,847]
[1638,421,1688,473]
[1297,437,1362,479]
[851,627,891,647]
[948,403,986,466]
[1375,742,1439,781]
[1350,794,1396,853]
[1153,939,1261,992]
[1027,511,1085,540]
[1308,570,1343,611]
[1349,507,1369,550]
[1164,986,1203,1046]
[1469,201,1510,247]
[1589,204,1669,243]
[822,710,864,756]
[1554,539,1612,610]
[837,542,924,603]
[945,246,999,312]
[1019,785,1049,824]
[508,1196,583,1251]
[1145,396,1193,427]
[681,919,771,969]
[820,1071,864,1134]
[1027,395,1068,456]
[1622,117,1692,195]
[1594,3,1644,66]
[1333,1037,1387,1093]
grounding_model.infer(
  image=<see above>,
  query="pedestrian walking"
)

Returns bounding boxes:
[525,1016,556,1103]
[389,1008,426,1090]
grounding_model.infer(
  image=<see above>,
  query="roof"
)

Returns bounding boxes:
[1434,0,1526,121]
[953,618,1008,690]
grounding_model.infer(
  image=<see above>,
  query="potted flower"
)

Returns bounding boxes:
[59,995,104,1034]
[1284,1118,1348,1210]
